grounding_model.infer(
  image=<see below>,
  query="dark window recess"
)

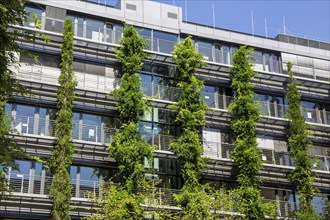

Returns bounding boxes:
[20,51,60,68]
[167,12,178,19]
[126,3,136,11]
[73,59,106,76]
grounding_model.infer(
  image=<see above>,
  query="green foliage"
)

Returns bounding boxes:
[174,187,212,220]
[110,122,154,193]
[0,0,47,198]
[109,24,154,194]
[170,36,208,190]
[48,19,76,220]
[87,182,145,220]
[286,62,319,219]
[112,24,148,124]
[169,36,210,218]
[228,46,265,219]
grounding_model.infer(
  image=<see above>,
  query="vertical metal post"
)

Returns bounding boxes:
[40,169,46,194]
[41,12,46,30]
[74,18,78,36]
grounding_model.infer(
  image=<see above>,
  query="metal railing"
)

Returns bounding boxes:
[142,132,176,152]
[21,16,330,83]
[9,115,56,137]
[14,64,119,93]
[8,115,176,150]
[203,141,330,172]
[5,173,327,216]
[13,64,330,125]
[5,173,179,206]
[142,82,180,102]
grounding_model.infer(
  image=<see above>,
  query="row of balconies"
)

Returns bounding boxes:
[3,173,328,218]
[14,63,330,126]
[22,15,330,83]
[7,114,330,172]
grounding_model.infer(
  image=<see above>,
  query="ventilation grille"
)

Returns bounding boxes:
[126,3,136,11]
[167,12,177,19]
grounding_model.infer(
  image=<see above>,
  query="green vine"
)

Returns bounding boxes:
[286,62,319,220]
[48,19,76,220]
[109,24,154,194]
[0,0,47,199]
[228,46,265,219]
[170,36,209,218]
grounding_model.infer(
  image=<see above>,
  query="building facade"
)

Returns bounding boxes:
[1,0,330,219]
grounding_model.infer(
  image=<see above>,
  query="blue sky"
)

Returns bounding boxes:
[152,0,330,42]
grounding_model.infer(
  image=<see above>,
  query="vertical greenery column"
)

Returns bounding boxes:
[109,24,154,194]
[170,36,210,219]
[49,19,76,220]
[228,46,264,219]
[286,62,319,220]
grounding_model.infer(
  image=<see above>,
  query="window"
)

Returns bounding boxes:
[8,104,55,136]
[24,5,43,27]
[202,85,218,108]
[20,51,60,68]
[302,101,318,123]
[73,112,114,143]
[198,40,213,61]
[153,31,177,54]
[145,158,182,189]
[86,18,104,41]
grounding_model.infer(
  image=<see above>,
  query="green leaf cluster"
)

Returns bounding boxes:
[286,62,319,219]
[228,46,265,219]
[112,24,148,124]
[48,19,77,220]
[109,24,154,194]
[110,123,154,193]
[87,182,144,220]
[170,36,208,190]
[169,36,210,217]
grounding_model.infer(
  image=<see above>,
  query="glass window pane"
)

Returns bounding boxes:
[221,45,230,64]
[12,160,31,175]
[70,166,78,183]
[198,41,213,61]
[86,18,104,41]
[81,113,102,142]
[15,104,36,134]
[80,166,99,182]
[153,31,177,54]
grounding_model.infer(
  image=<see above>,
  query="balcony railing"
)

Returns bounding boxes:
[8,115,175,151]
[9,114,329,172]
[14,64,330,126]
[4,173,327,216]
[5,173,178,206]
[19,16,330,83]
[203,141,330,172]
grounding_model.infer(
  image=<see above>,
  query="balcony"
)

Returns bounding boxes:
[2,173,327,218]
[8,114,330,173]
[8,115,175,153]
[203,141,330,172]
[17,16,330,86]
[13,60,330,127]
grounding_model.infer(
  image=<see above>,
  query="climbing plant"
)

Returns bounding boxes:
[48,18,76,220]
[0,0,47,199]
[87,182,145,220]
[228,46,265,219]
[286,62,320,220]
[108,24,154,194]
[169,36,209,218]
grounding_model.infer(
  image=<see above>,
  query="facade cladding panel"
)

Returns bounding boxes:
[1,0,330,219]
